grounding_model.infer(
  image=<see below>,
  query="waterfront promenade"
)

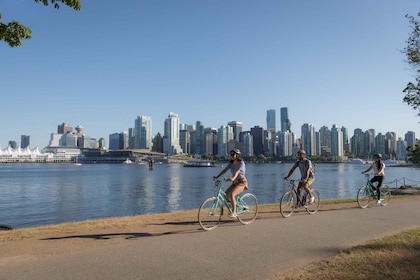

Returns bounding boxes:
[1,197,419,279]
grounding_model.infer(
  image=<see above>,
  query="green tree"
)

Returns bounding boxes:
[407,144,420,164]
[402,13,420,114]
[403,14,420,164]
[0,0,81,47]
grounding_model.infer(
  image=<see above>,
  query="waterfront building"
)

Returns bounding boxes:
[301,123,317,156]
[134,116,152,150]
[164,112,183,155]
[241,131,253,157]
[396,137,407,160]
[217,125,233,156]
[250,126,264,156]
[266,109,277,156]
[280,107,291,132]
[405,131,416,148]
[277,130,294,157]
[179,129,190,154]
[21,135,30,149]
[204,127,217,155]
[57,123,72,134]
[152,133,164,153]
[331,124,344,157]
[319,126,331,156]
[196,121,204,155]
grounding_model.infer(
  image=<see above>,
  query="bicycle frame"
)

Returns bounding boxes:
[286,179,309,207]
[212,179,249,215]
[357,174,390,208]
[280,178,320,218]
[198,178,258,230]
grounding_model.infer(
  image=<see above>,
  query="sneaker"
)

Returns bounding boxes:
[376,199,382,205]
[309,196,315,204]
[228,213,238,218]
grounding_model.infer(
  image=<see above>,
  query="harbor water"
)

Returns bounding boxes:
[0,162,419,228]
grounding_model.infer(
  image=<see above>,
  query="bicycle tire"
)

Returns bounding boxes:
[305,189,320,214]
[357,186,371,209]
[237,193,258,225]
[280,191,296,218]
[198,197,223,231]
[379,189,391,206]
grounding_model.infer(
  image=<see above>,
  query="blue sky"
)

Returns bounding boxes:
[1,0,419,148]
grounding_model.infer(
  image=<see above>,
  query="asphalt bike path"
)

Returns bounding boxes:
[1,200,420,280]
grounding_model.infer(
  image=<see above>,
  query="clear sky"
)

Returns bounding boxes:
[1,0,419,148]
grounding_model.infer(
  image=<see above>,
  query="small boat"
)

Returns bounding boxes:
[349,158,367,164]
[74,158,82,166]
[183,160,215,167]
[123,158,133,164]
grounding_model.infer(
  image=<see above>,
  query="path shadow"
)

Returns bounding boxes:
[0,224,13,231]
[41,218,241,241]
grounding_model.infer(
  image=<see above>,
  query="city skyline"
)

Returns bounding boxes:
[1,1,420,148]
[1,111,417,150]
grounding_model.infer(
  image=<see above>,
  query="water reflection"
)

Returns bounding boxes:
[0,163,419,228]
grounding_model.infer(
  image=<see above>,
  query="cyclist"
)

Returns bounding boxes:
[213,149,248,218]
[362,153,385,204]
[284,150,315,204]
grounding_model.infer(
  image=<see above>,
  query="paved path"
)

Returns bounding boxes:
[1,200,420,280]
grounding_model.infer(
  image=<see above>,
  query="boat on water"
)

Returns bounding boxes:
[183,160,216,167]
[123,158,133,164]
[349,158,367,164]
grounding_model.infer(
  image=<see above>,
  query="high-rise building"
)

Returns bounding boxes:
[241,131,253,157]
[196,121,204,155]
[250,126,264,156]
[280,107,291,132]
[109,131,128,150]
[277,130,294,156]
[301,123,316,156]
[266,109,277,155]
[135,116,152,150]
[227,121,243,142]
[204,127,217,155]
[21,135,30,149]
[331,124,344,157]
[217,125,233,156]
[164,112,183,155]
[58,123,73,134]
[405,131,416,148]
[266,109,276,133]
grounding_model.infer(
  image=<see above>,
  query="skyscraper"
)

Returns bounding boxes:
[266,109,276,133]
[164,112,183,155]
[280,107,291,132]
[405,131,416,148]
[331,124,344,157]
[21,135,30,149]
[135,116,152,150]
[301,123,316,156]
[196,121,204,155]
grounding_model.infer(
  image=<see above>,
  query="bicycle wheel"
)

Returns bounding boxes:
[357,186,372,209]
[237,193,258,225]
[280,191,296,218]
[379,189,391,206]
[305,189,320,214]
[198,197,223,231]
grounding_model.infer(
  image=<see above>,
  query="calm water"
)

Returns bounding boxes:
[0,162,419,228]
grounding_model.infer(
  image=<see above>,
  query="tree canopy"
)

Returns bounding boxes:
[403,13,420,114]
[0,0,80,47]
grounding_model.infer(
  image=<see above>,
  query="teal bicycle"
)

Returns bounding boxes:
[357,173,391,208]
[198,178,259,231]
